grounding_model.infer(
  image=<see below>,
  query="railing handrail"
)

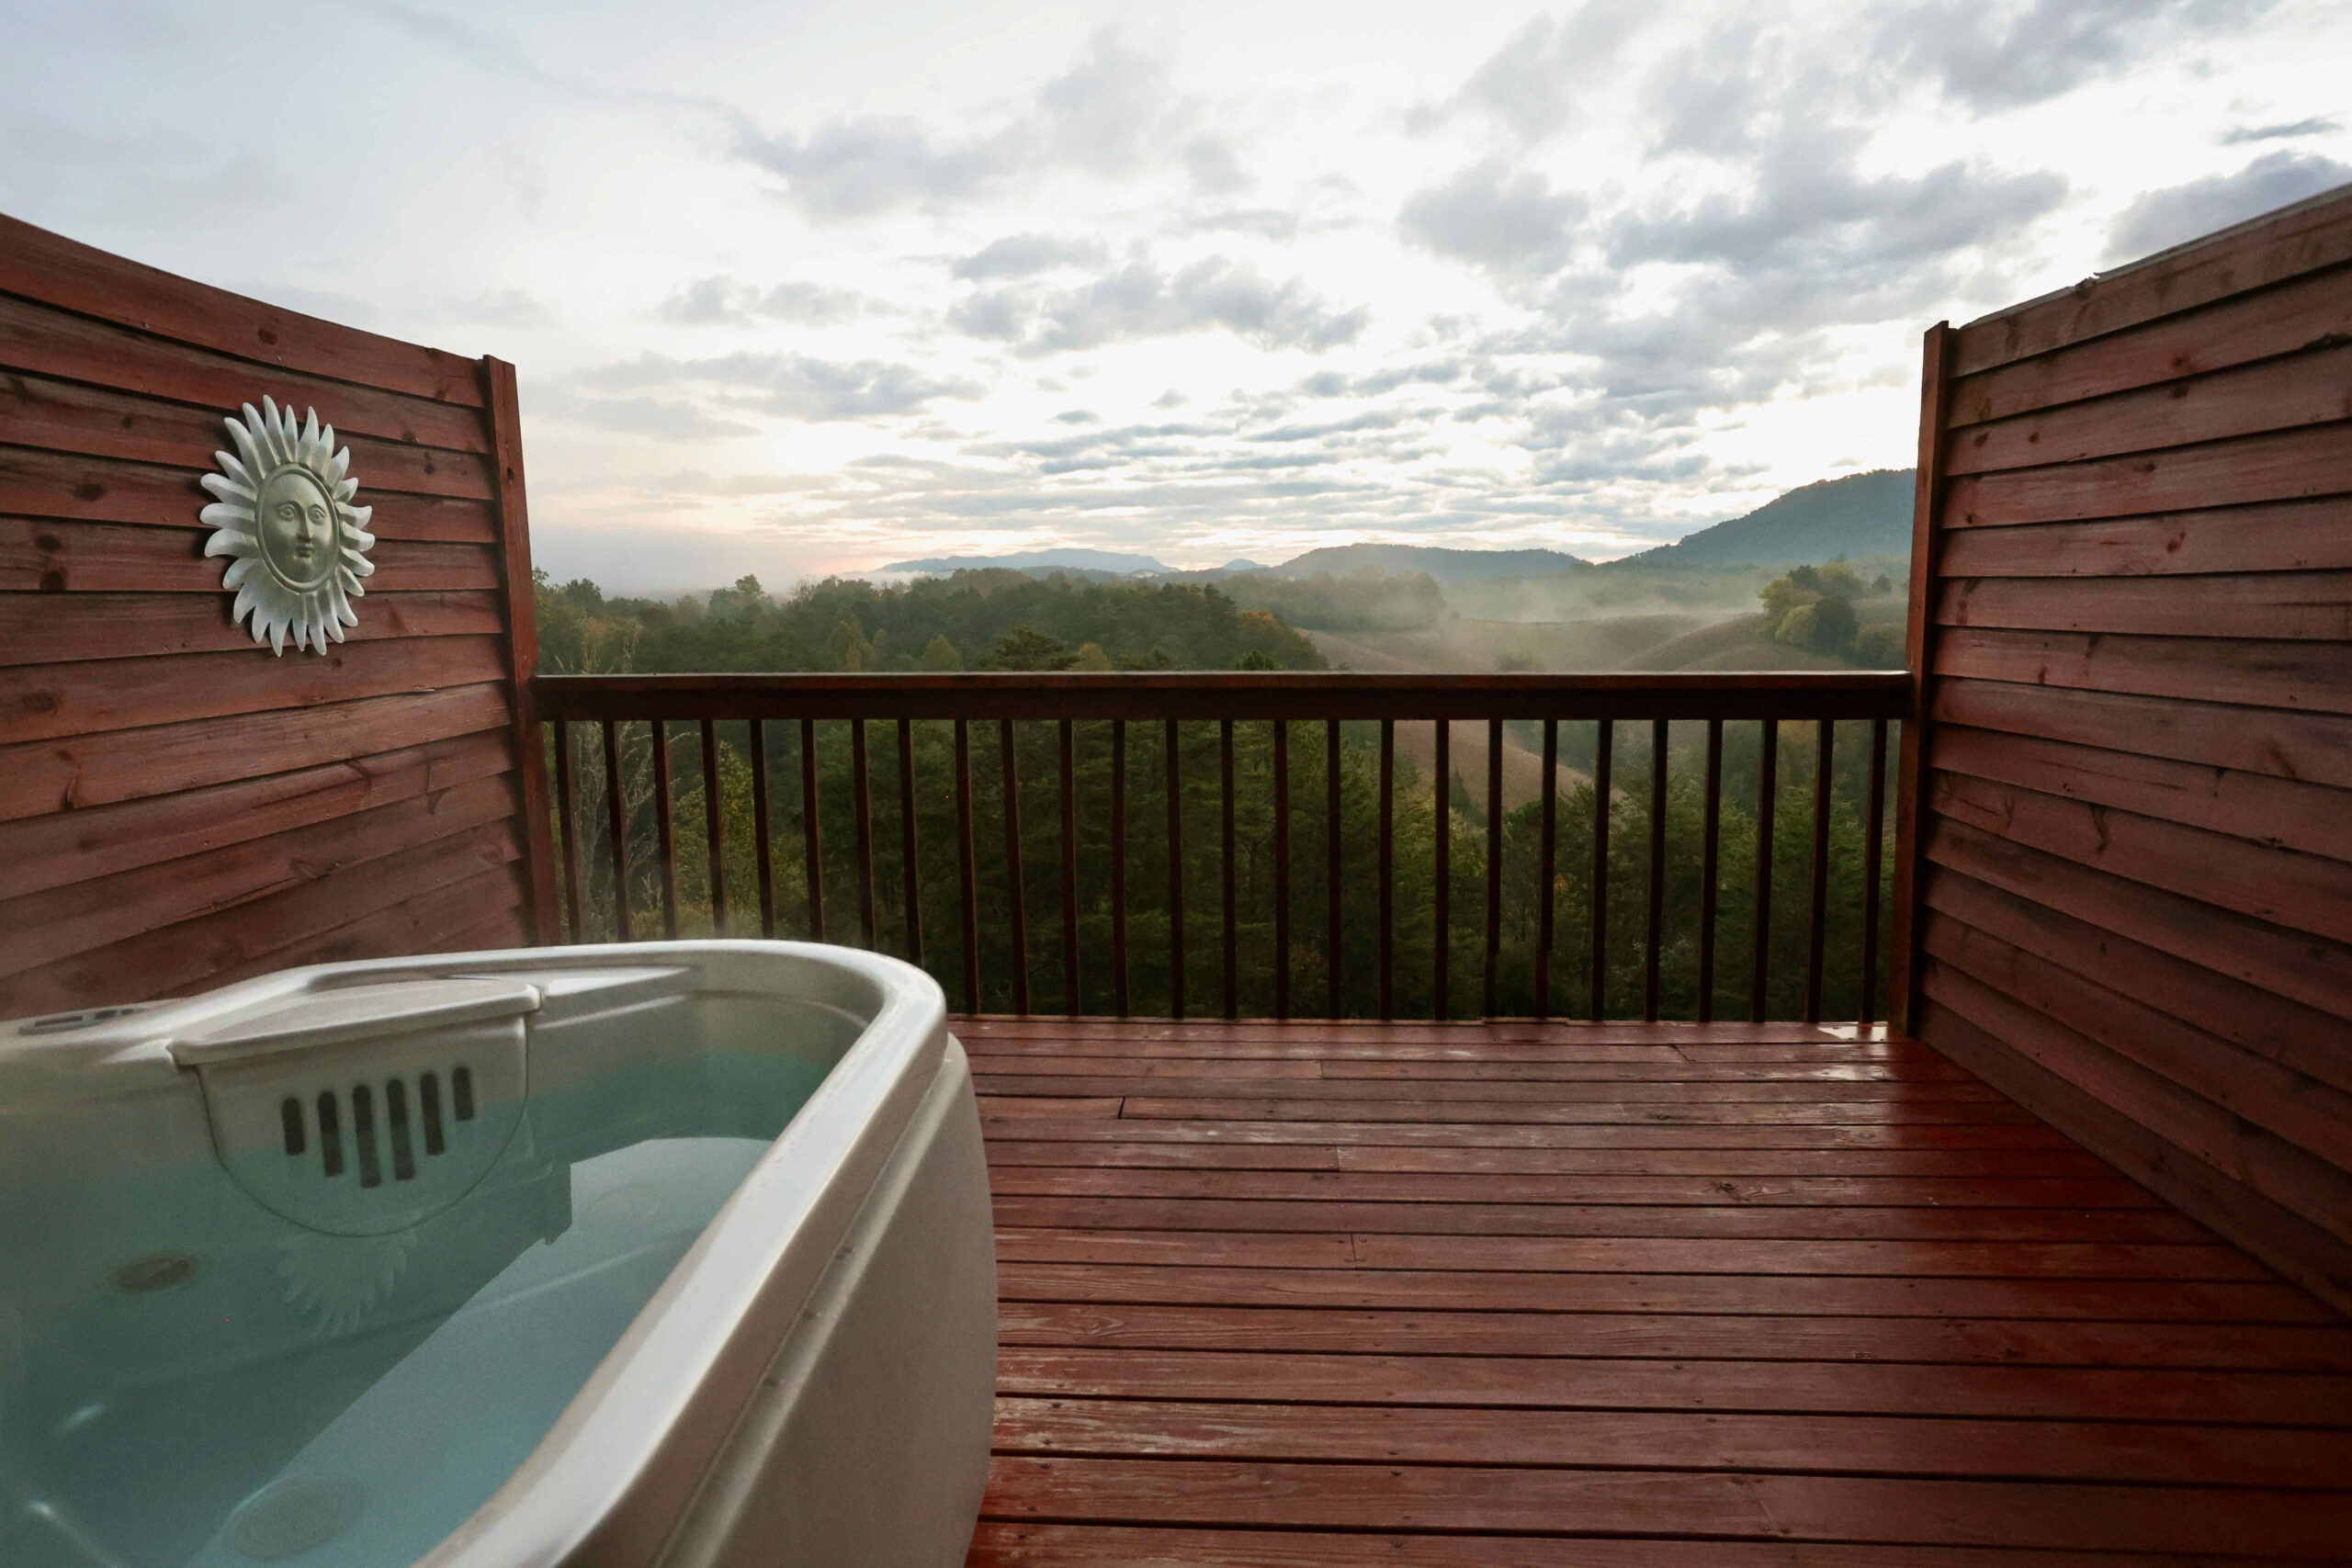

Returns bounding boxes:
[535,670,1911,722]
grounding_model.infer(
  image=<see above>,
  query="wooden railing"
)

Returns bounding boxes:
[533,672,1907,1025]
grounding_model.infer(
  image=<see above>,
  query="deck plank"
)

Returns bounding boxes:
[959,1017,2352,1566]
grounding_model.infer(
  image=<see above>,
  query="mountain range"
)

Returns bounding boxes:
[1621,470,1914,568]
[868,469,1916,582]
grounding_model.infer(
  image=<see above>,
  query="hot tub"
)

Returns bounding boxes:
[0,942,996,1568]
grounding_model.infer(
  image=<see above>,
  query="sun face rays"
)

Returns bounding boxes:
[199,397,376,656]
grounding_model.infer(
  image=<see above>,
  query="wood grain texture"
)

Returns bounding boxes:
[961,1017,2352,1567]
[1936,570,2352,639]
[1944,337,2352,476]
[1936,497,2352,578]
[0,292,491,450]
[1948,186,2352,376]
[1945,259,2352,426]
[0,230,548,1006]
[1934,627,2352,716]
[1,370,495,496]
[0,682,512,822]
[0,212,483,405]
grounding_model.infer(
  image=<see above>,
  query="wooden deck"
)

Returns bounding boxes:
[953,1017,2352,1565]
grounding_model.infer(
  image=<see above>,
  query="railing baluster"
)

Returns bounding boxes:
[551,719,582,942]
[1060,717,1080,1016]
[899,718,923,967]
[799,717,824,943]
[1378,717,1395,1022]
[1860,716,1890,1032]
[700,716,727,936]
[1484,718,1503,1019]
[1001,717,1030,1016]
[1272,719,1290,1022]
[955,719,979,1013]
[1220,717,1238,1021]
[1166,718,1184,1021]
[601,718,631,942]
[1326,718,1342,1020]
[1752,716,1780,1022]
[1589,718,1611,1022]
[1432,718,1450,1021]
[1111,719,1129,1018]
[1534,718,1558,1021]
[749,719,776,939]
[1805,718,1837,1025]
[852,716,876,948]
[651,719,680,940]
[1644,717,1668,1023]
[1698,717,1722,1023]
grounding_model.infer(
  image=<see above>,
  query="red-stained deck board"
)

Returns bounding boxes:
[958,1016,2352,1566]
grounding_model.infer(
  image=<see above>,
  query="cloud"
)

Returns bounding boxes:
[2106,150,2352,261]
[1876,0,2279,112]
[1399,160,1587,276]
[658,275,874,326]
[1607,133,2066,281]
[951,233,1111,281]
[731,116,1008,220]
[732,33,1201,220]
[447,288,557,329]
[953,258,1368,354]
[570,351,982,422]
[1418,3,1647,141]
[531,388,757,441]
[2222,118,2340,144]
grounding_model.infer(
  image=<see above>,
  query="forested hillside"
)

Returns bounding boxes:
[537,570,1893,1022]
[537,569,1326,675]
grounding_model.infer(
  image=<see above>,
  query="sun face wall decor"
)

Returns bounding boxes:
[199,398,376,655]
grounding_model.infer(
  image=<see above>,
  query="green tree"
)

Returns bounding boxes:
[978,625,1080,671]
[922,633,964,671]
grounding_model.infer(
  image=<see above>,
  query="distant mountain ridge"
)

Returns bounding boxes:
[1268,544,1590,581]
[863,471,1914,582]
[873,547,1172,575]
[1622,470,1915,568]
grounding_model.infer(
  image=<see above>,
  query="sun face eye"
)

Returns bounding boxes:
[308,505,327,526]
[277,501,301,521]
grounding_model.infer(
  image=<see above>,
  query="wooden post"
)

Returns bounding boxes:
[1886,321,1953,1039]
[480,357,560,943]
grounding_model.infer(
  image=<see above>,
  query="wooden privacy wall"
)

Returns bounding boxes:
[1890,186,2352,1313]
[0,214,558,1016]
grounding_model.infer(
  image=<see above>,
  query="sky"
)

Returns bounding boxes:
[6,0,2348,589]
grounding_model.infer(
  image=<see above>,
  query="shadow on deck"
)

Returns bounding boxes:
[954,1017,2352,1565]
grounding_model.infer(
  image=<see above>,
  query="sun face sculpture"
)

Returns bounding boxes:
[199,398,375,655]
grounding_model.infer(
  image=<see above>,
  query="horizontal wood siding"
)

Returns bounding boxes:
[0,213,550,1014]
[1905,186,2352,1313]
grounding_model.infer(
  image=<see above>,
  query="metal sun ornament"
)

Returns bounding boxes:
[199,398,376,655]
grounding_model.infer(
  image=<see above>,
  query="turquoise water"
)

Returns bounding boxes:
[0,1048,831,1568]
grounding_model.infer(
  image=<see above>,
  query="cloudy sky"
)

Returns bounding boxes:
[6,1,2347,586]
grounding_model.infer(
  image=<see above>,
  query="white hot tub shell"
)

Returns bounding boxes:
[0,942,997,1568]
